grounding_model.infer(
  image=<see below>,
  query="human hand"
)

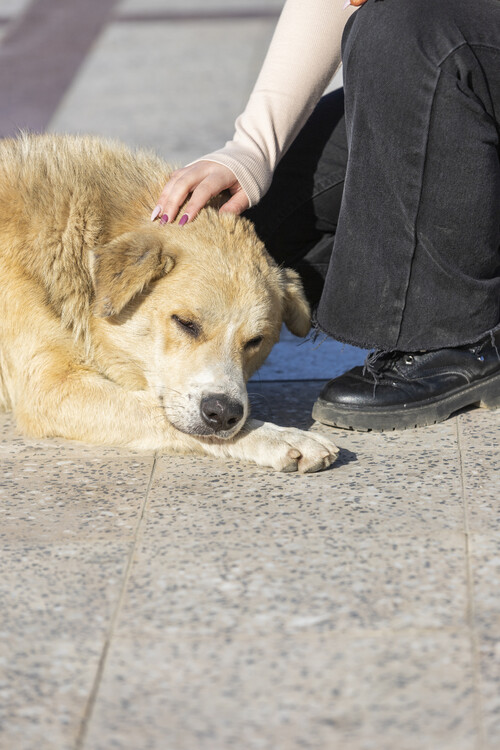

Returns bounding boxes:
[151,160,250,225]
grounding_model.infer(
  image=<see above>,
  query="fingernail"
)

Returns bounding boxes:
[151,205,162,222]
[179,214,189,226]
[343,0,351,8]
[160,213,169,225]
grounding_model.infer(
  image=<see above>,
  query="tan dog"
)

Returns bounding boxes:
[0,134,338,472]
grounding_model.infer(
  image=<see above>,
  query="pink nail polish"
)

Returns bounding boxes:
[343,0,351,8]
[179,214,189,226]
[151,205,162,221]
[160,214,169,225]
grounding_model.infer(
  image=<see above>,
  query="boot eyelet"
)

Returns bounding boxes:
[404,355,414,365]
[478,355,485,362]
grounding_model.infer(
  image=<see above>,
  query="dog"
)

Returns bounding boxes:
[0,134,339,472]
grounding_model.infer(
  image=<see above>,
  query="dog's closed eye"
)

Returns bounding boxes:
[172,314,201,338]
[244,336,264,351]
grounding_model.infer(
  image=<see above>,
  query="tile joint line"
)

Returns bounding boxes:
[75,454,158,750]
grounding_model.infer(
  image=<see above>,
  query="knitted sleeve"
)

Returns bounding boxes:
[189,0,356,206]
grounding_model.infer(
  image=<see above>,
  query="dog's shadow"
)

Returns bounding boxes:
[332,447,357,468]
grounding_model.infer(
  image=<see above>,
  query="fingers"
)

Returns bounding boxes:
[153,164,203,224]
[153,161,246,225]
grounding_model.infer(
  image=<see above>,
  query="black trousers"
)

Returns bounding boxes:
[247,0,500,351]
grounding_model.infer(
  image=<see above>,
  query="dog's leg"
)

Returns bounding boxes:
[12,359,177,451]
[196,419,340,473]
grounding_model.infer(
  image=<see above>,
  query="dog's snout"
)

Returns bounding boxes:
[200,394,244,433]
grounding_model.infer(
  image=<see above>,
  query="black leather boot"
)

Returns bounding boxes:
[312,332,500,431]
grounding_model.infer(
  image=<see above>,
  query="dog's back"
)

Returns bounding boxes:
[0,133,170,276]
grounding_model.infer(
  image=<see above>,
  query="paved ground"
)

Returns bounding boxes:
[1,2,499,749]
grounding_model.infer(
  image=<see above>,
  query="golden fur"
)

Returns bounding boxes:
[0,134,338,472]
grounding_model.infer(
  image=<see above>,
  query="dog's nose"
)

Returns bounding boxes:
[200,394,244,432]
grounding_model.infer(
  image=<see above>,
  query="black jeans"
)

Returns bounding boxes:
[247,0,500,351]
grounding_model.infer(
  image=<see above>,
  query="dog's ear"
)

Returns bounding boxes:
[92,230,175,317]
[281,268,311,337]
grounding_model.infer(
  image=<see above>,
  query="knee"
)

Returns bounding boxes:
[344,0,455,73]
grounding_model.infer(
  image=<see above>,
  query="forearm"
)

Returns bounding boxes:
[195,0,356,205]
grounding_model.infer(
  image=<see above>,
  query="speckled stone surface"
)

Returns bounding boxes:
[0,452,154,544]
[478,632,500,750]
[1,391,498,750]
[0,418,155,749]
[84,631,477,750]
[0,635,103,750]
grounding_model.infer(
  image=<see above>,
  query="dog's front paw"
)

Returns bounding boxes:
[269,426,339,473]
[238,421,339,473]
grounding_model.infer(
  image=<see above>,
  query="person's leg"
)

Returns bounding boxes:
[245,88,346,307]
[312,0,500,430]
[318,0,500,351]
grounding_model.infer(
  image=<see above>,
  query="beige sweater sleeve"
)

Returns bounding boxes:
[191,0,356,206]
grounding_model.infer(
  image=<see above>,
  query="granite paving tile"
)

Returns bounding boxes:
[456,408,500,452]
[0,453,154,543]
[461,454,500,533]
[118,529,468,638]
[477,632,500,750]
[83,630,477,750]
[0,635,101,750]
[469,534,500,627]
[313,416,461,453]
[149,442,465,536]
[116,440,470,639]
[0,412,44,452]
[0,422,150,748]
[466,532,500,750]
[0,542,131,640]
[457,417,500,532]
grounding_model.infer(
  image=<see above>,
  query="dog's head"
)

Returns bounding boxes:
[91,210,310,439]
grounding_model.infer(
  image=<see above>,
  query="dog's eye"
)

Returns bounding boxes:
[245,336,264,350]
[172,314,200,337]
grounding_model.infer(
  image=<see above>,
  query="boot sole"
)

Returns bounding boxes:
[312,370,500,432]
